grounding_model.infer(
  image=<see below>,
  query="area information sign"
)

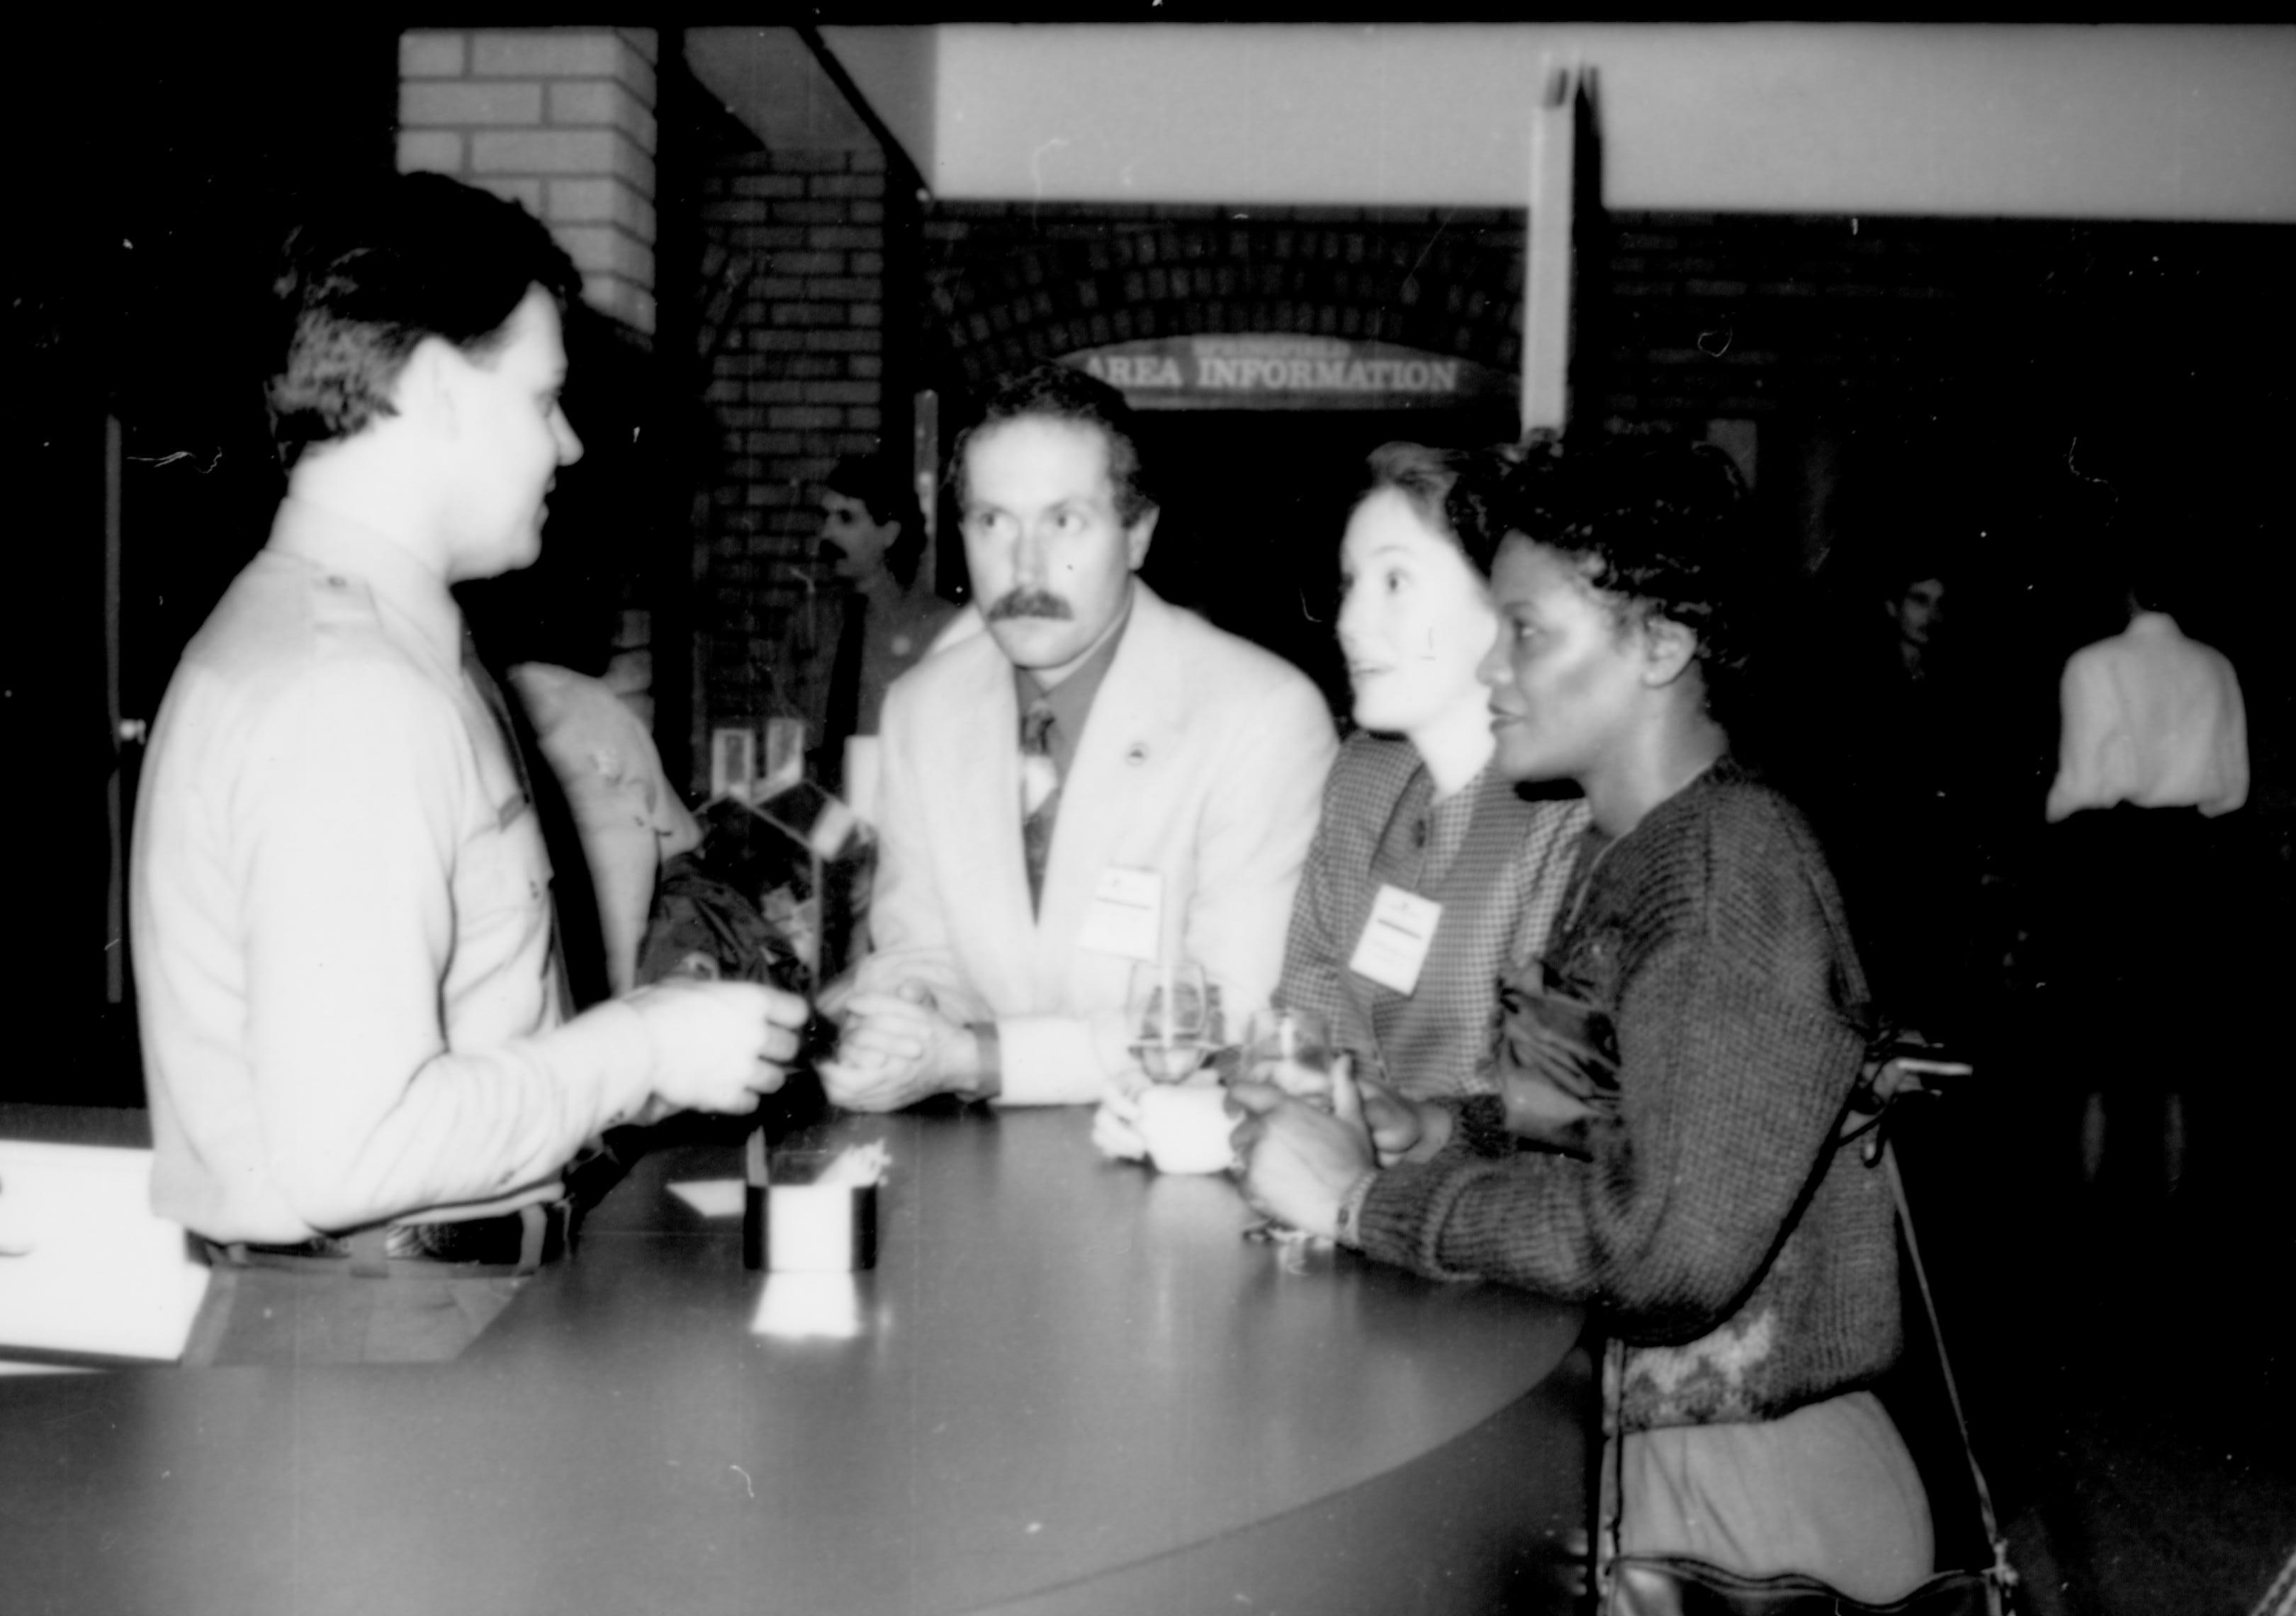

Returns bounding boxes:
[1064,335,1512,412]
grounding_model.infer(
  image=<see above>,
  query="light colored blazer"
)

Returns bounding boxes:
[860,581,1337,1103]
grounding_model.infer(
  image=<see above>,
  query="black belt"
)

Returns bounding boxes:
[211,1200,573,1279]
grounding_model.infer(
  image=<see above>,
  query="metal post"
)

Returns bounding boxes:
[1521,55,1580,437]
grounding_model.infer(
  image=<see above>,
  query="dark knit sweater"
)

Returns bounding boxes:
[1355,758,1903,1432]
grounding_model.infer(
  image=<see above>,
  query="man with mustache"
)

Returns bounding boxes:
[819,364,1336,1108]
[131,174,808,1363]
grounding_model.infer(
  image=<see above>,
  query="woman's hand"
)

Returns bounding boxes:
[1354,1072,1453,1166]
[1227,1074,1377,1241]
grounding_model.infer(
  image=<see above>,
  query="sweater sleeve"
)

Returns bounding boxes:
[1356,798,1867,1345]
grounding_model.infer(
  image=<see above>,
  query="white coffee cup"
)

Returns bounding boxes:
[1133,1084,1236,1176]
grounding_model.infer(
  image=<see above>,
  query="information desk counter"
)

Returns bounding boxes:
[0,1104,1590,1615]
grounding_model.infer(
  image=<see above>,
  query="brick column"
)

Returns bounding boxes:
[693,143,891,758]
[396,27,660,337]
[688,35,892,776]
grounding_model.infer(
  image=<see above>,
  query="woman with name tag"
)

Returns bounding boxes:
[1272,442,1589,1104]
[1232,434,1934,1602]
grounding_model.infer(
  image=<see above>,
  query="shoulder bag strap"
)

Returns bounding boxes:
[1592,1089,2020,1615]
[1592,1330,1626,1615]
[1881,1128,2020,1613]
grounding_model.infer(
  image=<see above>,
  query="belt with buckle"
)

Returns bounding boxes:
[212,1200,573,1279]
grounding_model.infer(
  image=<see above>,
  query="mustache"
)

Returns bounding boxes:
[987,590,1072,623]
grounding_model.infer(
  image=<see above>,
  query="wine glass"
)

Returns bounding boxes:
[1128,960,1214,1084]
[1232,1007,1341,1242]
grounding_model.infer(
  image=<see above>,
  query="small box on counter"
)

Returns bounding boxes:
[743,1135,882,1273]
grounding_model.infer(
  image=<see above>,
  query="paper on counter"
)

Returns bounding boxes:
[667,1179,745,1218]
[811,1141,890,1187]
[0,1140,210,1362]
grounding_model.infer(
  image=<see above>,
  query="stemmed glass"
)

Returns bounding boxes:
[1233,1008,1338,1242]
[1127,961,1217,1084]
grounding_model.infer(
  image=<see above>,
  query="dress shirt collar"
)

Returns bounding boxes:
[266,497,466,670]
[1014,589,1132,779]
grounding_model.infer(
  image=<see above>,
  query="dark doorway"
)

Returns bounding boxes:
[1129,405,1519,720]
[9,23,399,1106]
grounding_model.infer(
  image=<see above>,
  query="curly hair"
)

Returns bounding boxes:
[1502,431,1758,700]
[267,172,582,462]
[954,362,1155,527]
[1355,440,1526,580]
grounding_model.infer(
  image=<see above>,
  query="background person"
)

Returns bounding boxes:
[507,660,703,998]
[1277,440,1587,1101]
[1822,546,1996,1043]
[2043,546,2249,1204]
[1232,434,1934,1600]
[814,452,963,802]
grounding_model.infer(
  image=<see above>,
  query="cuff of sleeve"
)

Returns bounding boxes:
[998,1013,1129,1106]
[1334,1169,1379,1248]
[550,998,660,1129]
[1352,1158,1504,1284]
[1087,1006,1135,1081]
[965,1022,1002,1101]
[1446,1094,1516,1159]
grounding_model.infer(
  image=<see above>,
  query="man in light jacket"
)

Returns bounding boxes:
[821,364,1336,1108]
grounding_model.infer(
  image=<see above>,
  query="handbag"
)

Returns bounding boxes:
[1592,1053,2020,1616]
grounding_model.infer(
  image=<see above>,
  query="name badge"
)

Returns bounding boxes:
[1075,868,1164,962]
[1348,885,1443,997]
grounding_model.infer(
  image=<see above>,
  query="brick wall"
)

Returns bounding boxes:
[397,26,677,766]
[908,201,2003,444]
[397,27,660,337]
[687,54,891,768]
[393,26,909,793]
[914,203,2294,570]
[919,203,1526,398]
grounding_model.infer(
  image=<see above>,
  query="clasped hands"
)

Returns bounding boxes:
[814,978,989,1111]
[621,968,974,1123]
[1224,1062,1451,1242]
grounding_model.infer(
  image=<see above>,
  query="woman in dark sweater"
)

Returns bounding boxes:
[1231,434,1932,1599]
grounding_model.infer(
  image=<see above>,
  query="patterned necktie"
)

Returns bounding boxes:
[463,634,575,1021]
[1020,700,1060,914]
[1369,764,1437,893]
